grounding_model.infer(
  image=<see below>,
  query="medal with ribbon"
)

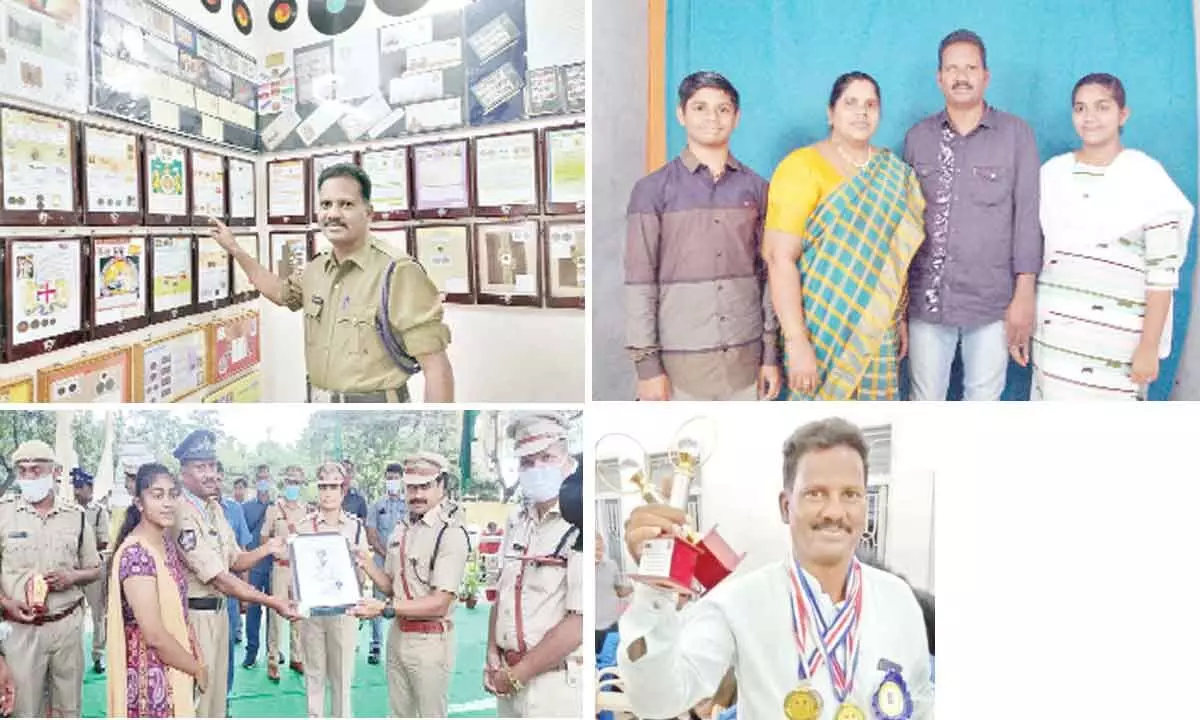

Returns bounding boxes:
[791,556,866,720]
[783,562,823,720]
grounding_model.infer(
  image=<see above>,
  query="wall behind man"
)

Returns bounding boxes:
[659,0,1198,400]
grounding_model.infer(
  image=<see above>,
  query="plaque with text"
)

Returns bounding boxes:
[475,220,540,307]
[144,139,191,225]
[361,148,411,221]
[228,158,256,226]
[544,220,585,309]
[195,236,231,311]
[473,131,538,217]
[5,237,87,361]
[82,125,143,226]
[412,140,471,219]
[148,234,196,324]
[92,234,149,339]
[413,225,473,304]
[267,159,309,225]
[543,125,585,214]
[190,150,228,223]
[0,107,81,226]
[37,348,133,404]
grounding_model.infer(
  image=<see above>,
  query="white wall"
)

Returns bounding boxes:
[589,404,936,592]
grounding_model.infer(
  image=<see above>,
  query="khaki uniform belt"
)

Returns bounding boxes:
[325,387,410,403]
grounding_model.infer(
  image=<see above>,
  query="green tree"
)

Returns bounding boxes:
[0,410,55,492]
[71,412,107,475]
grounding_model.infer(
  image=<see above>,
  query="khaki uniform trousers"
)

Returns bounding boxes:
[386,624,454,717]
[81,572,106,661]
[496,663,581,718]
[299,614,357,717]
[267,563,302,664]
[7,604,84,717]
[191,605,230,719]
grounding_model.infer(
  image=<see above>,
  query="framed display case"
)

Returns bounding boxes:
[133,326,209,403]
[0,105,82,226]
[474,220,541,307]
[207,311,261,386]
[147,234,196,324]
[202,368,262,403]
[81,124,143,226]
[36,347,133,403]
[143,139,192,225]
[227,157,256,227]
[0,377,35,403]
[542,125,585,215]
[267,158,309,225]
[190,150,228,224]
[270,232,311,278]
[413,225,473,304]
[472,130,539,217]
[412,139,472,220]
[231,233,261,302]
[91,234,150,340]
[195,235,232,312]
[543,220,585,309]
[4,237,88,361]
[360,147,411,221]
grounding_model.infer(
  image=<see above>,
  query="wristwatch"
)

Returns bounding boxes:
[381,606,396,620]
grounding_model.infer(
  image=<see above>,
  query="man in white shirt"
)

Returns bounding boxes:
[619,418,932,720]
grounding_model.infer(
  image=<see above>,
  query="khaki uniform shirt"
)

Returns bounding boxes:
[282,236,451,392]
[495,502,582,652]
[262,501,309,543]
[0,496,100,614]
[171,492,238,599]
[384,501,470,618]
[85,503,110,553]
[299,511,370,589]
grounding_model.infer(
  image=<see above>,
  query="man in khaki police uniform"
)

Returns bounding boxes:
[210,163,455,402]
[70,467,110,674]
[486,415,583,717]
[356,451,470,717]
[297,462,371,717]
[169,430,298,718]
[261,464,308,682]
[0,440,102,717]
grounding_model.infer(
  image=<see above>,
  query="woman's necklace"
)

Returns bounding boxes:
[835,142,873,170]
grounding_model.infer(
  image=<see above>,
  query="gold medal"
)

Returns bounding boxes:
[783,685,823,720]
[833,702,867,720]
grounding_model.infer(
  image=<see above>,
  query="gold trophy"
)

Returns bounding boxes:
[26,573,49,615]
[600,417,742,594]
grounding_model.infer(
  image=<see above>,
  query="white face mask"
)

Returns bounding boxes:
[386,479,403,494]
[110,489,132,509]
[518,464,564,503]
[18,476,54,503]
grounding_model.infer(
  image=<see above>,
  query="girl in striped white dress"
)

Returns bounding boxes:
[1033,73,1194,400]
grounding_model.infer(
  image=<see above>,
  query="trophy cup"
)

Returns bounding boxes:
[26,573,48,615]
[600,417,742,594]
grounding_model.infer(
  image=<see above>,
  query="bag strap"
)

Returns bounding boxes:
[376,260,422,375]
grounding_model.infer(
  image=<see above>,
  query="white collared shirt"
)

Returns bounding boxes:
[618,560,933,720]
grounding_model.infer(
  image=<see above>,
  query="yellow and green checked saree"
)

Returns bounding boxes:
[784,149,925,400]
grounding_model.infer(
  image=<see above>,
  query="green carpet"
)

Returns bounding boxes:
[81,602,498,717]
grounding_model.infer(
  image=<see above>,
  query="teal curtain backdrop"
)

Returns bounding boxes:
[664,0,1198,400]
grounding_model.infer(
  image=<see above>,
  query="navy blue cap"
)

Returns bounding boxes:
[70,467,94,487]
[174,429,217,463]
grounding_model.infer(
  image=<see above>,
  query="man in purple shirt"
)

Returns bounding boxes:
[903,29,1042,400]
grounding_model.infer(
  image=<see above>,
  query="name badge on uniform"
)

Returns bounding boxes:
[871,666,913,720]
[7,531,27,539]
[180,529,197,551]
[312,295,325,306]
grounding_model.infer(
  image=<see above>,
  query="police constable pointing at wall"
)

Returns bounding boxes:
[168,429,300,718]
[209,163,455,403]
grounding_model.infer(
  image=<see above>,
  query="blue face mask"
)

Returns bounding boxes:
[256,480,271,492]
[284,485,301,502]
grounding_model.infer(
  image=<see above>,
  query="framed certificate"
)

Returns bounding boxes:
[202,369,262,403]
[82,125,143,226]
[543,221,585,309]
[134,326,209,403]
[0,106,81,226]
[148,235,196,324]
[360,148,411,221]
[37,348,133,404]
[195,236,232,312]
[412,140,471,219]
[231,234,261,302]
[92,234,149,339]
[267,159,309,225]
[414,225,473,304]
[526,66,565,117]
[270,232,311,278]
[5,237,87,361]
[190,151,228,223]
[562,63,585,114]
[473,131,538,217]
[227,158,256,227]
[0,377,34,403]
[207,311,260,385]
[310,152,358,222]
[372,227,410,256]
[144,140,191,225]
[289,532,362,615]
[543,126,585,214]
[475,221,540,307]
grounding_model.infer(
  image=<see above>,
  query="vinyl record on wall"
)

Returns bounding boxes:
[309,0,367,36]
[268,0,299,30]
[374,0,429,17]
[201,0,222,13]
[232,0,253,35]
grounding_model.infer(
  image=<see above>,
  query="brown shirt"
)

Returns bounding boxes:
[0,495,100,614]
[625,149,779,397]
[383,501,469,619]
[261,500,308,544]
[494,502,582,653]
[282,235,451,392]
[171,492,238,599]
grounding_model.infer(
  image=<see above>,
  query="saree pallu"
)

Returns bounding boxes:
[784,150,925,400]
[107,537,197,718]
